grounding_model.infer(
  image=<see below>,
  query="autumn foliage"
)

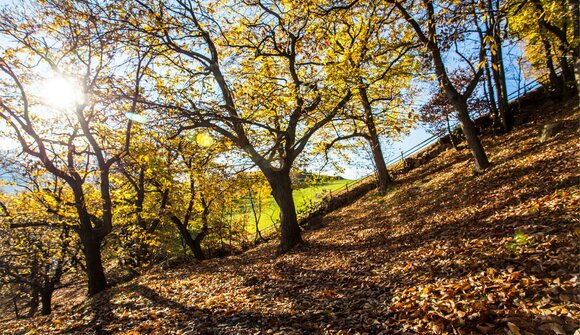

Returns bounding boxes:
[0,0,578,333]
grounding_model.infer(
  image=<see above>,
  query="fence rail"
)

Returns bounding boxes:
[257,73,549,238]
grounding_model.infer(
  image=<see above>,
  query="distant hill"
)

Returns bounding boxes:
[292,171,345,188]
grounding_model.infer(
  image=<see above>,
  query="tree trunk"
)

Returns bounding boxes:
[484,56,499,127]
[570,0,580,98]
[248,189,266,242]
[368,136,391,194]
[446,115,459,151]
[491,37,512,132]
[27,286,39,317]
[541,34,562,93]
[82,234,107,296]
[12,296,20,319]
[429,42,490,172]
[267,170,302,254]
[359,85,392,194]
[170,216,205,260]
[453,100,491,172]
[40,287,53,315]
[558,48,575,98]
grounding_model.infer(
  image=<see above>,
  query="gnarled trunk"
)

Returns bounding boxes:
[267,170,302,254]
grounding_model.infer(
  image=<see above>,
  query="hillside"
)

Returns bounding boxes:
[241,178,353,231]
[1,99,578,334]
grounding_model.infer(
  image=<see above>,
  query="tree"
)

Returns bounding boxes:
[0,1,151,294]
[509,0,578,98]
[480,0,512,132]
[320,2,419,194]
[0,164,79,316]
[389,0,492,172]
[419,68,489,142]
[109,0,352,253]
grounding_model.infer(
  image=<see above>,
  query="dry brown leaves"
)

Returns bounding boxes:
[0,100,578,334]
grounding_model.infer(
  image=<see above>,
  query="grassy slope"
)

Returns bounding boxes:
[241,179,353,231]
[1,99,578,334]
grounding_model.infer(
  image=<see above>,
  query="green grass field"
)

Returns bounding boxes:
[238,179,353,232]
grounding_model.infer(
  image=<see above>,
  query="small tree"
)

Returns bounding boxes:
[420,69,489,142]
[0,170,79,316]
[320,2,419,193]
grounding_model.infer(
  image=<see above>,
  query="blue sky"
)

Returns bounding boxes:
[0,0,534,184]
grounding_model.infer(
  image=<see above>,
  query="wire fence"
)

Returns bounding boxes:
[257,73,549,238]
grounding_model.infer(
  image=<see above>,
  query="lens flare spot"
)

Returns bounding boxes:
[196,132,214,147]
[125,112,149,123]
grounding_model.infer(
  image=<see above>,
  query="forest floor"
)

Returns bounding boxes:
[1,98,579,334]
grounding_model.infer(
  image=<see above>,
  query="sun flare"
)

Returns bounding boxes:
[38,75,85,112]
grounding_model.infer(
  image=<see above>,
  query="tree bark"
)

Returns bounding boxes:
[484,57,499,126]
[557,44,575,98]
[541,33,562,93]
[27,286,39,317]
[40,287,53,315]
[532,0,577,97]
[267,170,302,254]
[82,232,107,296]
[433,51,490,171]
[487,0,512,132]
[453,100,491,172]
[446,115,459,151]
[400,0,490,172]
[489,41,511,132]
[12,297,20,319]
[170,216,205,260]
[368,136,391,194]
[359,85,392,194]
[248,189,266,242]
[570,0,580,98]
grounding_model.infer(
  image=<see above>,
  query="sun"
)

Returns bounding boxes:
[38,75,85,112]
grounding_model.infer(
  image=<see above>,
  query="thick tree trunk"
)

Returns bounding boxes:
[267,170,302,254]
[82,234,107,296]
[453,100,491,172]
[40,287,53,315]
[368,136,391,194]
